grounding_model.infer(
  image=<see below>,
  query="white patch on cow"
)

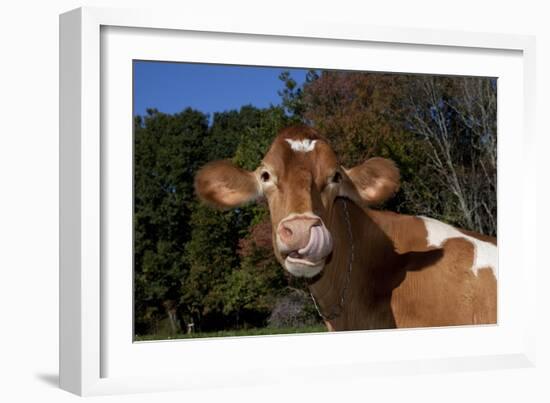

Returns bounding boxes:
[285,138,318,152]
[420,216,498,278]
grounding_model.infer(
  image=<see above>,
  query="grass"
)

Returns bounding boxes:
[134,324,328,342]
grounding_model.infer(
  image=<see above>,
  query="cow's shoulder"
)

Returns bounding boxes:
[367,210,435,254]
[368,211,497,278]
[418,216,497,278]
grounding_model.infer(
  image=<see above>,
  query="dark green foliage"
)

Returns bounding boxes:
[221,245,288,326]
[205,106,265,161]
[134,108,209,335]
[231,106,289,170]
[180,106,299,331]
[278,70,319,122]
[182,206,244,320]
[134,102,309,336]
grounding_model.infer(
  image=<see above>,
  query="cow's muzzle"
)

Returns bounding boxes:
[276,214,333,278]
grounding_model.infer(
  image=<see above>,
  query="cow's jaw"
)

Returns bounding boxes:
[284,257,325,278]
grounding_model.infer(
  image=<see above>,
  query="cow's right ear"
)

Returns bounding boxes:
[195,160,261,209]
[344,157,400,205]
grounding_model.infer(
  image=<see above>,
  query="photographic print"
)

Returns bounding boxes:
[133,61,497,341]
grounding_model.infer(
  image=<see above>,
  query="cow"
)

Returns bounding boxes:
[194,125,497,331]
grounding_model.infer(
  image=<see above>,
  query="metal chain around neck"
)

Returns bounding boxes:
[309,198,354,322]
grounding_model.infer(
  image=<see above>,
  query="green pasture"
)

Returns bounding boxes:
[135,324,328,341]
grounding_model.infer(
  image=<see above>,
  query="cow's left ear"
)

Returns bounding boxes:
[344,157,400,205]
[195,160,261,209]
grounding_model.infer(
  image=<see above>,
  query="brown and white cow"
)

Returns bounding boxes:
[195,125,497,331]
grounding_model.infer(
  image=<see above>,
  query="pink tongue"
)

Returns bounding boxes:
[298,225,333,262]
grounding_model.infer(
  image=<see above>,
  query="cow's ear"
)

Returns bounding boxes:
[195,160,261,209]
[344,157,400,205]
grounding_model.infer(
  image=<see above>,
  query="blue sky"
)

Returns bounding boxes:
[133,61,309,118]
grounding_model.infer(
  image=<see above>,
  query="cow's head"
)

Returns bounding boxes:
[195,125,399,278]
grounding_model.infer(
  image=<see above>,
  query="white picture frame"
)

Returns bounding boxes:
[59,6,537,396]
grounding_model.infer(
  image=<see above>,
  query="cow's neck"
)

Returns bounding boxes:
[308,198,405,331]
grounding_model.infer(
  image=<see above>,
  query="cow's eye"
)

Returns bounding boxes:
[332,172,342,184]
[260,171,271,182]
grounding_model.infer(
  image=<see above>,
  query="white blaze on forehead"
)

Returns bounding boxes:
[420,216,498,278]
[285,138,318,152]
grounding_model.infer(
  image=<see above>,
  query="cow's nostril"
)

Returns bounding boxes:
[278,215,323,251]
[282,226,293,238]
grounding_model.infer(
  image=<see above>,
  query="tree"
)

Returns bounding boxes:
[301,71,427,215]
[300,71,497,235]
[278,70,319,122]
[182,204,249,330]
[180,105,299,331]
[133,108,209,335]
[403,76,497,235]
